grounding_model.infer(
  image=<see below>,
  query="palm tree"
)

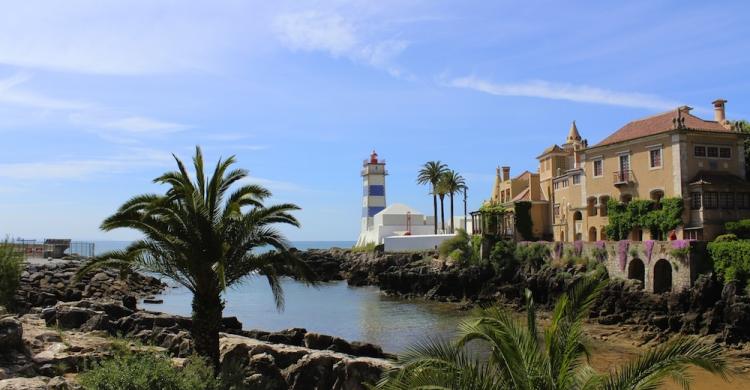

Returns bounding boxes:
[377,275,728,389]
[417,161,448,234]
[441,170,466,233]
[76,146,315,368]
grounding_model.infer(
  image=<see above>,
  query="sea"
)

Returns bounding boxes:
[89,240,465,353]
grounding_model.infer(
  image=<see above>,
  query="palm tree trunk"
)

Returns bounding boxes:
[449,193,454,233]
[439,195,445,232]
[432,192,438,234]
[191,290,224,369]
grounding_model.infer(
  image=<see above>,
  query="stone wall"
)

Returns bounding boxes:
[531,240,708,293]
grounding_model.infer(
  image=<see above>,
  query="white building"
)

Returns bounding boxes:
[356,151,457,248]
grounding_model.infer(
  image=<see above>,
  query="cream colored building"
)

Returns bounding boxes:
[488,167,549,239]
[548,100,749,242]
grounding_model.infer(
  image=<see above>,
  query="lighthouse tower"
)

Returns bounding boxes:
[356,150,387,246]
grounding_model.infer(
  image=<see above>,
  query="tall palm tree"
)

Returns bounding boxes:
[377,275,728,389]
[417,161,448,234]
[76,146,315,368]
[441,170,466,233]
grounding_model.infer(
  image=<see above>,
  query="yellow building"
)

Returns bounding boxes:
[489,167,549,239]
[487,99,749,242]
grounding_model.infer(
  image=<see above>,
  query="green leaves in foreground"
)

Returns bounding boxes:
[0,238,24,309]
[377,275,728,390]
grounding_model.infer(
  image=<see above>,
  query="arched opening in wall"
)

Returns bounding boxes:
[620,194,632,204]
[653,259,673,293]
[587,197,597,216]
[651,189,665,205]
[599,195,610,216]
[573,211,583,241]
[588,226,597,242]
[627,258,645,287]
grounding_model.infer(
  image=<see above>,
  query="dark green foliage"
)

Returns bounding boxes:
[605,198,683,240]
[708,240,750,283]
[489,240,517,278]
[513,243,549,271]
[78,352,218,390]
[714,234,738,242]
[736,120,750,180]
[0,239,24,309]
[417,161,449,234]
[725,219,750,239]
[514,201,534,240]
[470,235,482,263]
[439,229,473,263]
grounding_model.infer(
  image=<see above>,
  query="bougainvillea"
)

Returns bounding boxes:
[618,240,630,271]
[644,240,655,264]
[573,240,583,257]
[591,240,607,262]
[670,239,690,260]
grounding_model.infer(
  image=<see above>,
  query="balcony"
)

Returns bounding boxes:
[613,170,634,186]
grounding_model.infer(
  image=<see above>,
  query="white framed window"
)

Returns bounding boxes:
[695,144,732,159]
[572,174,581,185]
[592,159,603,177]
[649,148,662,169]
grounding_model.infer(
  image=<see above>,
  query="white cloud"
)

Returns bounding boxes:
[274,10,408,77]
[103,116,188,134]
[449,76,682,111]
[0,148,173,181]
[0,73,90,110]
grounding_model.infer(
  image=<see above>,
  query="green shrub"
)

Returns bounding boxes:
[707,240,750,284]
[78,352,218,390]
[352,242,377,253]
[714,233,738,242]
[439,229,472,262]
[0,239,24,309]
[470,235,483,262]
[514,243,550,271]
[489,240,518,278]
[725,220,750,239]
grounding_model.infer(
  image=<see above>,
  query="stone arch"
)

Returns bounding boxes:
[627,258,645,287]
[573,212,583,241]
[588,226,597,242]
[653,259,672,293]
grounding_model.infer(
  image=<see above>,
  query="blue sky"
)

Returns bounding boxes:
[1,0,749,241]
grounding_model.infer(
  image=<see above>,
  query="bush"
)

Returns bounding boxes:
[470,235,483,263]
[714,233,738,242]
[707,240,750,284]
[725,220,750,239]
[0,240,24,309]
[78,351,218,390]
[489,240,518,278]
[514,243,550,271]
[439,229,472,262]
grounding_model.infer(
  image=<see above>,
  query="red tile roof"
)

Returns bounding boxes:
[593,108,732,147]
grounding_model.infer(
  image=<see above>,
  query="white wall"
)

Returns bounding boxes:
[384,234,455,252]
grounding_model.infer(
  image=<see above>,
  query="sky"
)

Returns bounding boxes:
[1,0,749,242]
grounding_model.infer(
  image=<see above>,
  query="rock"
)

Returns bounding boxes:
[0,377,48,390]
[221,316,243,330]
[304,333,334,350]
[0,317,23,352]
[332,358,391,390]
[46,376,72,390]
[284,352,340,390]
[142,298,163,304]
[122,295,137,311]
[80,313,112,333]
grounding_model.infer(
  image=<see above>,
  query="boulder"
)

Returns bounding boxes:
[284,352,340,390]
[0,317,23,353]
[0,377,48,390]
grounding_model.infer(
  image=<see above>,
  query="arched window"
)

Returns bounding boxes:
[628,258,645,287]
[588,226,597,242]
[650,189,664,203]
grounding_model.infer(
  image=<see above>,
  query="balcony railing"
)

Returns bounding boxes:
[613,170,634,185]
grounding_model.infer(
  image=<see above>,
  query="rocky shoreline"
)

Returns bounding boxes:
[295,248,750,345]
[0,260,394,389]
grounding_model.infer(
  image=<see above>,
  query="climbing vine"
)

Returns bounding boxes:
[514,201,534,240]
[604,197,683,240]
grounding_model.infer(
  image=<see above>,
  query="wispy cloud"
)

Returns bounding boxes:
[274,11,409,77]
[102,116,188,134]
[0,72,90,110]
[0,148,172,181]
[449,76,682,111]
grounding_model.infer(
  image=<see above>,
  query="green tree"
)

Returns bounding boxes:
[417,161,448,234]
[736,120,750,180]
[77,147,314,368]
[441,170,467,233]
[377,276,728,389]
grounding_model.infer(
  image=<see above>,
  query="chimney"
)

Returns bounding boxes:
[713,99,727,123]
[502,166,510,181]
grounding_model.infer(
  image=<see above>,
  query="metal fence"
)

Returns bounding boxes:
[10,238,95,259]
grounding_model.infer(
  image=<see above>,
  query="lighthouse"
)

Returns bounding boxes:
[356,150,387,246]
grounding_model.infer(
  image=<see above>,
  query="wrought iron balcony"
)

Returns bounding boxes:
[613,170,634,185]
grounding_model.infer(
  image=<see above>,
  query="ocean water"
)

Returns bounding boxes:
[94,240,464,353]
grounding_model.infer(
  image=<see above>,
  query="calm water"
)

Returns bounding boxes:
[99,240,464,353]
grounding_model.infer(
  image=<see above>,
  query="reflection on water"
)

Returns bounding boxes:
[143,278,465,353]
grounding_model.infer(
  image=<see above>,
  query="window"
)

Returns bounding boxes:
[593,159,603,177]
[739,193,750,209]
[720,192,734,209]
[649,148,662,168]
[695,146,706,157]
[691,192,702,209]
[704,192,718,209]
[707,146,719,158]
[553,204,560,216]
[573,174,581,185]
[720,147,732,158]
[554,181,559,190]
[563,179,569,188]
